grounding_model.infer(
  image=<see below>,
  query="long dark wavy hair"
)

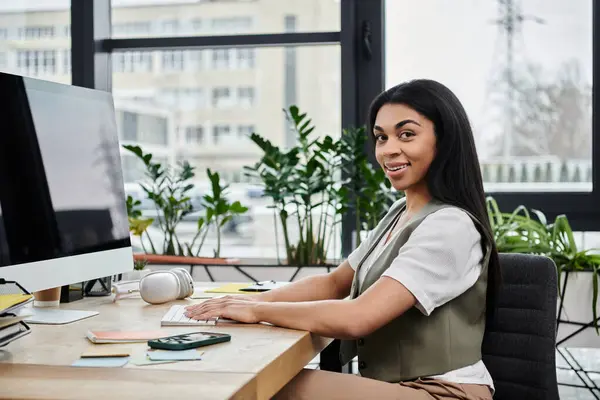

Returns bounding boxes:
[367,79,501,321]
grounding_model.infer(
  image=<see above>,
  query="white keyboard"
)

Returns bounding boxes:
[161,305,237,326]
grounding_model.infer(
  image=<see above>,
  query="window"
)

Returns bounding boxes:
[110,42,342,258]
[213,125,232,144]
[113,51,153,73]
[212,48,232,69]
[385,0,593,193]
[237,125,255,138]
[237,87,255,107]
[18,26,55,39]
[185,126,204,144]
[111,1,340,38]
[62,49,70,75]
[236,48,255,69]
[162,50,185,72]
[17,50,56,76]
[117,110,169,146]
[213,87,233,108]
[191,18,202,32]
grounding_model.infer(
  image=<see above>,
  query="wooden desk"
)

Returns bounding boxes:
[0,286,332,399]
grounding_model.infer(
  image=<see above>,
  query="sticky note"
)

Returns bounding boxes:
[72,356,129,368]
[81,346,132,358]
[128,353,175,366]
[147,349,204,361]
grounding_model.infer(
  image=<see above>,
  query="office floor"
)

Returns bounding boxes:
[307,348,600,399]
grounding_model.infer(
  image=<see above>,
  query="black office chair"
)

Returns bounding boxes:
[482,253,559,400]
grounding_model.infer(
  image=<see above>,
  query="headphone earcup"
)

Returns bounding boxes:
[171,268,194,299]
[139,270,180,304]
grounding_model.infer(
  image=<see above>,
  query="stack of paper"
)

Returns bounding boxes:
[0,289,34,347]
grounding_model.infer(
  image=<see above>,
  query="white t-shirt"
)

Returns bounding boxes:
[347,207,495,391]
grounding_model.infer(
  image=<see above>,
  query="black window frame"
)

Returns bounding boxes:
[71,0,387,258]
[72,0,599,234]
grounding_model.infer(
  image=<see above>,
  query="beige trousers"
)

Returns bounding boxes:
[397,378,493,400]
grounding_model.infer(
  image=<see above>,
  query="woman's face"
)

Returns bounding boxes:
[373,103,437,192]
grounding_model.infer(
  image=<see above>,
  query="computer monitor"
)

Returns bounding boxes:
[0,72,133,294]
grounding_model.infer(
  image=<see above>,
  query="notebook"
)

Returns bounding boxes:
[86,330,171,344]
[161,305,238,326]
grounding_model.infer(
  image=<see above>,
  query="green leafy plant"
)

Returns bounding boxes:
[133,259,148,271]
[126,194,156,254]
[244,106,342,265]
[124,145,249,258]
[124,145,195,256]
[486,196,600,331]
[337,126,400,246]
[196,169,248,258]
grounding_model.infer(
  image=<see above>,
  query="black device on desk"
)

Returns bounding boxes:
[148,331,231,351]
[239,280,289,292]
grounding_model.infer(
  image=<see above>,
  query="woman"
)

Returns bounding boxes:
[185,79,499,400]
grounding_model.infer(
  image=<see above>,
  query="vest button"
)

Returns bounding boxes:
[359,361,367,369]
[357,338,364,346]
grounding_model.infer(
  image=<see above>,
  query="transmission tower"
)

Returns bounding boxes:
[490,0,543,161]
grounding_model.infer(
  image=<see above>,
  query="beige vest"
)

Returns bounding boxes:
[339,197,492,382]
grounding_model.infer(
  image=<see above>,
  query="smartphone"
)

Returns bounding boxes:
[239,280,289,292]
[147,331,231,351]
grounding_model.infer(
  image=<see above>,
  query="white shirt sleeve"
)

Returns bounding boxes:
[382,208,484,316]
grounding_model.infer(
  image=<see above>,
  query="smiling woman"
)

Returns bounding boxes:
[185,79,499,400]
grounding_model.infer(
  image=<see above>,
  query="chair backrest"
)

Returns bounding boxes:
[482,253,559,400]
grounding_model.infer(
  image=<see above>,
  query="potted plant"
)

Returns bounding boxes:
[123,145,249,264]
[243,106,401,265]
[486,196,600,346]
[243,106,341,266]
[121,258,152,281]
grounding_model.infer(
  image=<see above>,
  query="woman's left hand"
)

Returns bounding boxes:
[184,296,261,324]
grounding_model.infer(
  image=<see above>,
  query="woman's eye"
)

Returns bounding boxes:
[399,131,414,139]
[374,133,387,141]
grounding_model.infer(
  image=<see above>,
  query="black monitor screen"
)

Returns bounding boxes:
[0,73,130,266]
[0,207,9,266]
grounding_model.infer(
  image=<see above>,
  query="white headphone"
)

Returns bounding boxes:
[138,268,194,305]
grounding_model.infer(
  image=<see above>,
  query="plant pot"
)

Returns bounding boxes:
[133,253,240,266]
[556,270,600,348]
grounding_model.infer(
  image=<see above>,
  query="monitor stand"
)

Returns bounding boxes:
[18,287,98,325]
[15,287,99,325]
[17,306,99,325]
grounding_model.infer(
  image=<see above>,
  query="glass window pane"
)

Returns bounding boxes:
[385,0,592,192]
[0,3,70,84]
[111,0,340,38]
[114,45,341,260]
